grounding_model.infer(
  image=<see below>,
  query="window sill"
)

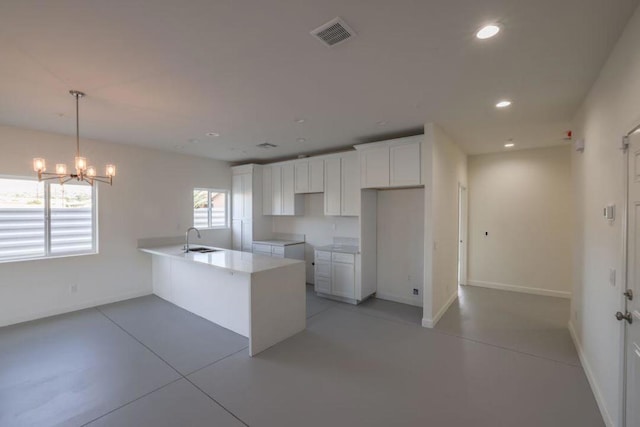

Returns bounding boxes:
[0,251,98,265]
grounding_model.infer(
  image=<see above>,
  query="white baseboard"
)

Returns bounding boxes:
[0,289,152,328]
[422,290,458,328]
[568,321,614,427]
[467,280,571,299]
[376,292,423,307]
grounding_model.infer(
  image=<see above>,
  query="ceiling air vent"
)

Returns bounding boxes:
[257,142,278,149]
[310,17,355,47]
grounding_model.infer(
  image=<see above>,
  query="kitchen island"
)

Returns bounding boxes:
[139,245,306,356]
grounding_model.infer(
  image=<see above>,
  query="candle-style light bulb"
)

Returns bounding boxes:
[75,156,87,171]
[86,166,96,177]
[56,164,67,175]
[33,158,46,172]
[105,164,116,177]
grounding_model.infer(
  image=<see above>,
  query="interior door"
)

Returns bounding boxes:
[625,130,640,427]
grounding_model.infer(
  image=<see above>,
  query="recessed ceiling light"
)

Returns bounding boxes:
[297,138,307,143]
[295,118,305,124]
[205,132,220,137]
[188,138,200,144]
[476,24,500,39]
[504,143,515,148]
[377,121,387,126]
[496,100,512,108]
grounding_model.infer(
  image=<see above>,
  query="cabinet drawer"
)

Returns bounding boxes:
[252,243,271,254]
[332,252,354,264]
[315,251,331,261]
[315,277,331,294]
[315,262,331,278]
[271,246,285,256]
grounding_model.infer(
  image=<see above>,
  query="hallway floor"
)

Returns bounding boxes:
[0,286,602,427]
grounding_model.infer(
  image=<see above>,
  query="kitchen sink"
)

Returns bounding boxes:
[186,247,221,253]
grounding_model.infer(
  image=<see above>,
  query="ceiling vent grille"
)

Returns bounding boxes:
[311,17,355,47]
[257,142,278,149]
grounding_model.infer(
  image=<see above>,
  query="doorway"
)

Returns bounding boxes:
[457,184,468,287]
[624,126,640,427]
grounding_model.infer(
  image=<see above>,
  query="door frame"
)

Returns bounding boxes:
[457,183,468,287]
[622,123,640,426]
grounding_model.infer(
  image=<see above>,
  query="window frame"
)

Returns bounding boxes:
[193,188,230,230]
[0,175,98,264]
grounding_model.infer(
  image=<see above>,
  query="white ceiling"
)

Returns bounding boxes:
[0,0,637,161]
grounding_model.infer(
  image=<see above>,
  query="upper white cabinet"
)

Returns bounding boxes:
[324,152,360,217]
[262,163,304,216]
[390,141,421,186]
[294,158,324,194]
[355,136,422,189]
[360,146,389,189]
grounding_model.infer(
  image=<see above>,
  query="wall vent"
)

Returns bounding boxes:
[257,142,278,149]
[310,17,355,47]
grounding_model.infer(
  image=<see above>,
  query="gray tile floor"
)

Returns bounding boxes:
[0,285,602,427]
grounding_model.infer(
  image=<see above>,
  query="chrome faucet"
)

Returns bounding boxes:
[185,227,201,252]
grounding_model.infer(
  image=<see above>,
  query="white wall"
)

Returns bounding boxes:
[272,193,359,283]
[0,124,231,327]
[423,123,467,325]
[467,146,573,298]
[570,5,640,426]
[376,188,424,306]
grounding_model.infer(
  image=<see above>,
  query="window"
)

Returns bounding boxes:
[193,188,228,229]
[0,176,96,262]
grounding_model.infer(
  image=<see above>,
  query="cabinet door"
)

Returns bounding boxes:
[294,161,309,194]
[390,142,421,186]
[281,163,295,214]
[262,167,273,215]
[360,146,390,188]
[242,173,252,219]
[231,219,242,250]
[332,262,355,299]
[341,152,360,216]
[271,165,283,215]
[241,219,253,252]
[309,159,324,193]
[232,174,244,219]
[324,157,342,216]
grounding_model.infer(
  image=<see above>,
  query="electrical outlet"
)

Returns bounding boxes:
[413,288,419,295]
[69,284,78,293]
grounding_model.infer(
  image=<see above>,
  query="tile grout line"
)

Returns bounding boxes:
[183,345,249,377]
[93,307,251,427]
[317,302,583,369]
[79,377,183,426]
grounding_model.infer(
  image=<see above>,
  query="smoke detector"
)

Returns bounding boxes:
[310,17,355,47]
[257,142,278,149]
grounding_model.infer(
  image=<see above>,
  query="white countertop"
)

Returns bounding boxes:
[252,239,305,246]
[139,245,303,274]
[316,244,360,254]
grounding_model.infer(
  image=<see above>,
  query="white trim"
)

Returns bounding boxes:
[376,292,423,307]
[568,321,614,427]
[0,289,152,328]
[422,290,458,328]
[467,279,571,299]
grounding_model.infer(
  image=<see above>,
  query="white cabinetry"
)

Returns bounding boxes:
[252,242,305,260]
[324,152,360,216]
[295,158,324,194]
[231,165,271,252]
[356,136,422,189]
[314,250,360,302]
[262,164,304,216]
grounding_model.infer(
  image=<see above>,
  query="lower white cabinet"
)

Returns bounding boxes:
[252,242,305,260]
[314,250,357,301]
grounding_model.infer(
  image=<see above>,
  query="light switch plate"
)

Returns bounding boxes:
[609,268,616,287]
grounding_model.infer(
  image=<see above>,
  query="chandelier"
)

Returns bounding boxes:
[33,90,116,186]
